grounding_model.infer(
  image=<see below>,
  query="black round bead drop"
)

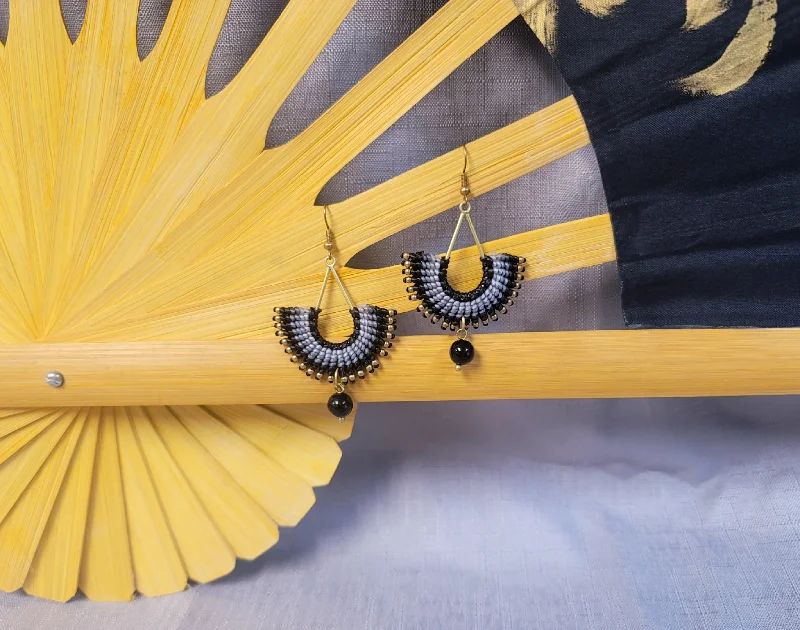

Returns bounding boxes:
[327,391,354,419]
[449,338,475,367]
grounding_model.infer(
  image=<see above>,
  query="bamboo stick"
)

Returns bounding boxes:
[0,329,797,406]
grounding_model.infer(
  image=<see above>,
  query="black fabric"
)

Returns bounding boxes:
[548,0,800,327]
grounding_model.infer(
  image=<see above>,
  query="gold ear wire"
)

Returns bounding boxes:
[315,205,354,310]
[445,145,484,260]
[461,144,470,199]
[323,205,333,256]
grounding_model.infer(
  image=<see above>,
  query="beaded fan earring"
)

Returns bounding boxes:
[402,146,525,371]
[275,206,397,419]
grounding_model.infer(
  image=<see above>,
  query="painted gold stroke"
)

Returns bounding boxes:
[680,0,777,95]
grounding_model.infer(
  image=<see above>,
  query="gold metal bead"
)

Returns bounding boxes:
[290,355,299,362]
[315,373,323,380]
[380,349,388,357]
[372,360,380,368]
[455,364,463,372]
[305,369,314,377]
[357,370,366,379]
[366,365,375,373]
[348,374,356,382]
[299,363,307,370]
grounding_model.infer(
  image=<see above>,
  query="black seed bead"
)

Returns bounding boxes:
[450,339,475,366]
[327,392,354,419]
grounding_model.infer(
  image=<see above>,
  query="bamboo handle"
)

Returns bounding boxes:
[2,329,799,407]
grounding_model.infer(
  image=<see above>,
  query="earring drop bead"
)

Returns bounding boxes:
[450,339,475,368]
[327,392,354,419]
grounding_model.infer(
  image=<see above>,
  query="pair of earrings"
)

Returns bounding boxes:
[274,147,526,419]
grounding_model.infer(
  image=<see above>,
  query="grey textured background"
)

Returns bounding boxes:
[1,1,799,629]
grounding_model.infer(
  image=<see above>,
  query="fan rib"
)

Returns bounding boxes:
[0,410,85,593]
[147,406,280,561]
[268,404,355,443]
[53,97,591,340]
[206,405,343,487]
[5,0,70,336]
[49,0,232,332]
[331,97,589,263]
[68,0,360,316]
[0,411,75,518]
[78,408,135,602]
[0,53,36,342]
[51,214,612,342]
[116,407,187,597]
[129,406,236,584]
[50,0,521,337]
[43,0,141,335]
[23,410,98,602]
[169,406,315,527]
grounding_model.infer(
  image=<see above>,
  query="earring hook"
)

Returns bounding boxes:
[445,144,484,260]
[316,205,355,310]
[323,205,334,259]
[461,145,470,200]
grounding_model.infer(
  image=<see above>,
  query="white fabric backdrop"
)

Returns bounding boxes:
[0,2,798,629]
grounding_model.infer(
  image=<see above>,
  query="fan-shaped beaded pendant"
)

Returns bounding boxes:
[401,146,525,370]
[275,207,397,418]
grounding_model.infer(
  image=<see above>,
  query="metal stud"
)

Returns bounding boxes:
[45,371,64,388]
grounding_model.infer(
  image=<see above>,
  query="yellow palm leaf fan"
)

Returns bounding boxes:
[0,0,789,605]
